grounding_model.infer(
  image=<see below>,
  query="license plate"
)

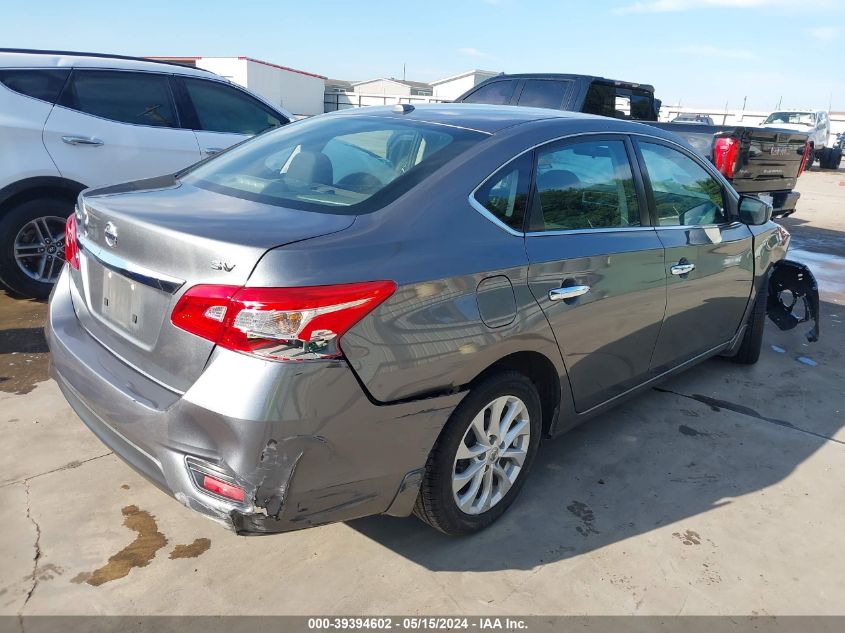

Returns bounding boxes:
[758,194,774,207]
[101,270,143,333]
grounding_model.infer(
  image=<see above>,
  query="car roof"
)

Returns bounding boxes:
[327,103,682,140]
[329,103,595,134]
[0,48,214,79]
[476,73,655,93]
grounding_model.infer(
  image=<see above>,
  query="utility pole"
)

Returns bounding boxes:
[403,63,406,82]
[776,96,782,110]
[742,96,747,111]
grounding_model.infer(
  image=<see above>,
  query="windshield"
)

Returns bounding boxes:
[763,111,815,126]
[181,115,486,213]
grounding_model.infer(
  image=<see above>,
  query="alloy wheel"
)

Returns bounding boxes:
[13,215,67,283]
[452,395,530,515]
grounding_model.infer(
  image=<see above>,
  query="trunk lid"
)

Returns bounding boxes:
[731,127,808,194]
[69,177,355,392]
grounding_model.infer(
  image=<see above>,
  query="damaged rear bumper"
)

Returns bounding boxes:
[46,268,463,534]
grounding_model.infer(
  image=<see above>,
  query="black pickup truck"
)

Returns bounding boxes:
[456,74,810,217]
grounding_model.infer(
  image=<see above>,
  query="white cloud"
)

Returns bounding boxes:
[457,47,490,58]
[678,44,758,60]
[614,0,829,13]
[805,26,840,40]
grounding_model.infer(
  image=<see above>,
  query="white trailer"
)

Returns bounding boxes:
[150,56,326,117]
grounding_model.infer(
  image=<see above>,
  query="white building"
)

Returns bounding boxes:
[149,56,326,117]
[352,78,433,97]
[322,70,505,114]
[430,70,499,101]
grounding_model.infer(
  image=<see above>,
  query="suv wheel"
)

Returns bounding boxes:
[0,197,72,299]
[414,371,542,535]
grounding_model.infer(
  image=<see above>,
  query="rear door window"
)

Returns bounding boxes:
[582,83,615,118]
[516,80,571,109]
[533,139,642,231]
[181,78,285,134]
[583,82,655,121]
[461,80,518,105]
[58,70,178,127]
[0,69,69,103]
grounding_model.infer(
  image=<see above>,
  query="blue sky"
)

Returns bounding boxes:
[3,0,843,110]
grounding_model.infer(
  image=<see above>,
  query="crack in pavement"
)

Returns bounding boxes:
[20,479,42,615]
[653,387,845,446]
[11,452,113,616]
[0,452,113,489]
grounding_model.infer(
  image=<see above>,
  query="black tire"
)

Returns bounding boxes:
[0,197,73,299]
[414,370,542,536]
[730,286,766,364]
[819,147,841,170]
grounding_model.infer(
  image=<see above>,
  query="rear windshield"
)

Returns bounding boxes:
[181,115,486,213]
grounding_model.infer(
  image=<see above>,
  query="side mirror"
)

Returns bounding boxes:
[738,195,772,225]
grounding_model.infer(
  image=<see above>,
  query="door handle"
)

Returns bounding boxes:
[549,285,590,301]
[670,262,696,276]
[61,136,104,147]
[203,147,224,156]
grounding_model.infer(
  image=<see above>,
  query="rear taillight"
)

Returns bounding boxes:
[713,135,740,179]
[798,141,811,176]
[171,281,396,361]
[65,213,80,270]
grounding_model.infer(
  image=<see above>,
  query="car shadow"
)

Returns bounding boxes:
[346,297,843,572]
[0,327,49,354]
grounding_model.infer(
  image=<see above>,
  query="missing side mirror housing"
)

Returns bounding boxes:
[739,195,772,225]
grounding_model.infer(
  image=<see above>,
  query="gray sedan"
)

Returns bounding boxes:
[47,104,819,536]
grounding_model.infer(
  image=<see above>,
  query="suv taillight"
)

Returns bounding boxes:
[798,141,811,176]
[171,281,396,361]
[65,214,80,270]
[713,135,740,179]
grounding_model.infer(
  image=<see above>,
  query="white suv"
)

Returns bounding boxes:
[0,49,293,298]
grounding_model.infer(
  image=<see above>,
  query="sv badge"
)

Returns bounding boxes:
[211,260,236,272]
